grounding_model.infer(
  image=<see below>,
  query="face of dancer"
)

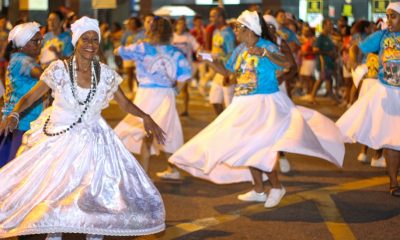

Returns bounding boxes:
[21,32,43,58]
[233,22,250,43]
[387,9,400,32]
[75,30,99,61]
[144,16,154,33]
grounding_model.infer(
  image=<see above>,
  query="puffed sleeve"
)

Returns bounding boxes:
[40,60,67,91]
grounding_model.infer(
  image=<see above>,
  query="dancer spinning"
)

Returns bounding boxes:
[114,16,192,178]
[0,22,43,167]
[169,10,344,208]
[0,17,166,239]
[338,2,400,197]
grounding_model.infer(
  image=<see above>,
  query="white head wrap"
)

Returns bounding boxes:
[237,10,262,36]
[387,2,400,14]
[8,22,40,48]
[263,14,279,30]
[71,16,100,47]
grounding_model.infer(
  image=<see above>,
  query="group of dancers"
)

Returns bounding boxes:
[0,2,399,239]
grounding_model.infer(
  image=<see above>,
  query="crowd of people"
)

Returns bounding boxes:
[0,2,399,239]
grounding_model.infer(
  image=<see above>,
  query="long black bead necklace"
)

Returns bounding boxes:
[43,57,97,137]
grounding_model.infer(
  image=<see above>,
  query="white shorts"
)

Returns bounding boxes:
[209,74,234,106]
[299,59,316,77]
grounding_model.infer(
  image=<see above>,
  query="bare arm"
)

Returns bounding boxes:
[30,66,44,79]
[205,60,231,78]
[114,87,166,144]
[248,46,291,69]
[0,81,50,136]
[349,44,361,70]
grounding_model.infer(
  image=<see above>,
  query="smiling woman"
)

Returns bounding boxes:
[0,16,166,240]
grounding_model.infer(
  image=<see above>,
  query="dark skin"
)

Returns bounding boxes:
[349,9,400,195]
[204,21,289,192]
[0,31,166,145]
[0,32,43,132]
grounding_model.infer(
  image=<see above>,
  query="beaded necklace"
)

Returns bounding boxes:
[43,57,98,137]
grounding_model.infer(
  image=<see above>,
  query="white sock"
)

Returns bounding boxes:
[45,233,62,240]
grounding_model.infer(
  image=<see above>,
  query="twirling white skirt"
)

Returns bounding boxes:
[114,87,183,155]
[169,92,344,184]
[337,81,400,151]
[0,112,165,238]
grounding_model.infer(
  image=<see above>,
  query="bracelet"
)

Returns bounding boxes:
[9,112,19,121]
[262,48,268,57]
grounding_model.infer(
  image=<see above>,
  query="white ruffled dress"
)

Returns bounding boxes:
[0,60,165,238]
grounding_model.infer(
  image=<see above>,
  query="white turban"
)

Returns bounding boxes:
[8,22,40,48]
[387,2,400,14]
[237,10,262,36]
[71,16,100,47]
[263,14,279,30]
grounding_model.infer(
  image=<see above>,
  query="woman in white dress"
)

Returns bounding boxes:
[169,11,344,208]
[114,17,192,179]
[338,3,400,197]
[0,17,166,239]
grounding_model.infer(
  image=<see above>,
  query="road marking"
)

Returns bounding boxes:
[157,176,394,240]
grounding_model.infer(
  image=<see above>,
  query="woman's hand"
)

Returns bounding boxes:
[0,116,18,137]
[142,114,166,145]
[248,46,264,56]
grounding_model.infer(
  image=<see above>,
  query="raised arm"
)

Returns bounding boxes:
[113,87,166,144]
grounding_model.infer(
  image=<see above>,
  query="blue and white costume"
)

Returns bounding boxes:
[114,42,192,154]
[169,38,344,184]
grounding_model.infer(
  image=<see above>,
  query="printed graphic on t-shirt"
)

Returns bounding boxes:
[234,51,258,96]
[382,36,400,86]
[366,53,379,78]
[148,54,177,86]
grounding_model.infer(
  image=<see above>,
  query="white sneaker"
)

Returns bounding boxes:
[264,187,286,208]
[46,233,62,240]
[357,153,368,163]
[238,190,267,202]
[370,156,386,168]
[279,157,291,173]
[156,169,181,180]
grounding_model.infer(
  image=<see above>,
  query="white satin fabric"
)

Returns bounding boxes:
[114,87,183,155]
[337,81,400,151]
[0,60,165,238]
[169,92,345,184]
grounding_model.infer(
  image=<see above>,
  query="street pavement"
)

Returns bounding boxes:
[8,84,400,240]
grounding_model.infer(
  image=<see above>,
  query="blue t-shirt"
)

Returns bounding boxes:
[314,34,335,71]
[278,26,300,46]
[42,31,74,58]
[118,42,192,88]
[211,26,236,62]
[226,38,282,96]
[2,53,43,131]
[359,29,400,87]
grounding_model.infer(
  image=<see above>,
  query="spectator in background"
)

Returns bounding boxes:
[0,16,9,95]
[172,16,200,117]
[121,17,143,95]
[40,10,73,68]
[302,18,337,103]
[111,22,123,71]
[208,7,236,115]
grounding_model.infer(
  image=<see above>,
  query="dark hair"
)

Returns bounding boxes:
[211,7,226,20]
[322,18,332,27]
[49,10,64,21]
[130,16,142,28]
[274,9,285,18]
[193,15,203,21]
[150,16,173,44]
[112,22,122,32]
[4,41,15,61]
[257,12,276,44]
[353,20,372,35]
